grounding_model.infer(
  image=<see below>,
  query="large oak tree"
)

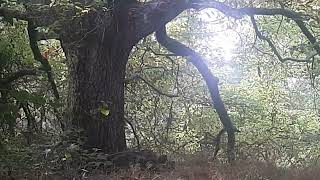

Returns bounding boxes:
[1,0,319,162]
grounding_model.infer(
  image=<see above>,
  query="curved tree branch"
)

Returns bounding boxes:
[0,0,319,160]
[27,23,60,100]
[0,4,77,28]
[156,25,238,163]
[133,0,189,44]
[250,16,315,63]
[294,19,320,55]
[2,1,318,55]
[133,0,319,56]
[0,7,29,21]
[125,74,178,98]
[124,117,141,150]
[0,69,38,86]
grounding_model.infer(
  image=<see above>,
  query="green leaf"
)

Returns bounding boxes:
[0,103,19,123]
[99,104,110,117]
[9,90,46,105]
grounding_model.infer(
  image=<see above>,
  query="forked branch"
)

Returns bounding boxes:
[134,0,319,57]
[250,16,316,63]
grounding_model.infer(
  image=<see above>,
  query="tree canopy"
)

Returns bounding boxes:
[1,0,320,179]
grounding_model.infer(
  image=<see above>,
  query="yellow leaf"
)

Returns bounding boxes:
[99,105,110,117]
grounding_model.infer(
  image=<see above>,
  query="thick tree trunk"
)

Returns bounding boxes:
[61,31,132,153]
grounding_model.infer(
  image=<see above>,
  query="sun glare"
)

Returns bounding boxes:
[198,9,239,65]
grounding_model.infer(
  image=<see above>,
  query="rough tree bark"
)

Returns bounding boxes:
[59,9,135,152]
[55,0,189,153]
[62,38,130,152]
[1,0,318,160]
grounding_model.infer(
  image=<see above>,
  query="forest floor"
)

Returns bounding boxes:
[2,159,320,180]
[100,160,320,180]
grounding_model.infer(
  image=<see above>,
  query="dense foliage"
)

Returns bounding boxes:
[1,0,320,178]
